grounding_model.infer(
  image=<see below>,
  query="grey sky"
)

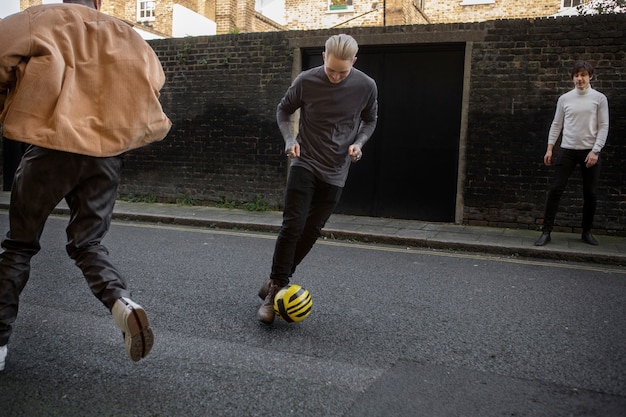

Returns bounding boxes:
[0,0,19,18]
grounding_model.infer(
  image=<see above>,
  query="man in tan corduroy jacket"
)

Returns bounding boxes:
[0,0,171,371]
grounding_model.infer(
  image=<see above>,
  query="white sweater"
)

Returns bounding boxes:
[547,86,609,153]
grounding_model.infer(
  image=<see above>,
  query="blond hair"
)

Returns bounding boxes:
[325,34,359,61]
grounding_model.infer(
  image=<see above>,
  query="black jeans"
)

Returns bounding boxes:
[0,146,130,345]
[542,148,600,233]
[270,166,343,286]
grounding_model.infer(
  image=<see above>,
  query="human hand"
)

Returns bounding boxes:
[543,150,553,166]
[585,151,598,168]
[285,142,300,158]
[349,145,362,163]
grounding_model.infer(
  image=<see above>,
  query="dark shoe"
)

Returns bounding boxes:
[259,274,293,299]
[258,279,282,324]
[534,232,551,246]
[581,231,599,246]
[112,298,154,362]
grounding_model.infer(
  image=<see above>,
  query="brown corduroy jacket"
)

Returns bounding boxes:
[0,4,171,157]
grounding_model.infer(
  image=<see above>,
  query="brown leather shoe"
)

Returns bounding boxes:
[258,278,271,300]
[258,279,282,324]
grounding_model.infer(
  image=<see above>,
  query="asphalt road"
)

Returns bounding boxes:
[1,213,625,417]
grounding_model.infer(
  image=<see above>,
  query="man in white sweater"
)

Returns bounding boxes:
[535,61,609,246]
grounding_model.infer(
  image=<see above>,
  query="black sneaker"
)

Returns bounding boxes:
[581,231,599,246]
[534,232,551,246]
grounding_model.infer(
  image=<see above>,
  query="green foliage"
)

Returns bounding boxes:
[216,197,237,209]
[217,195,269,212]
[120,194,270,211]
[176,197,196,206]
[577,0,626,14]
[177,42,192,64]
[119,193,157,204]
[244,195,269,212]
[143,193,157,204]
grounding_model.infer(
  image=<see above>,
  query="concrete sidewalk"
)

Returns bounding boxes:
[0,191,624,266]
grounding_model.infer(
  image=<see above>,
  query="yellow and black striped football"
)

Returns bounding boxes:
[273,284,312,323]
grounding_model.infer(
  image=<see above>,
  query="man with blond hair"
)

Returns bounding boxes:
[257,34,378,323]
[0,0,171,370]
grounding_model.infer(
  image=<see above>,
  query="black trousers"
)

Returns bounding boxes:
[541,148,600,233]
[0,146,130,345]
[270,166,343,286]
[2,137,27,191]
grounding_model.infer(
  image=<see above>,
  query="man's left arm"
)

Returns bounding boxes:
[351,88,378,152]
[592,95,609,154]
[586,94,610,167]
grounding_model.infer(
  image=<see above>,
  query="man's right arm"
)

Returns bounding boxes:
[544,143,555,166]
[276,108,296,152]
[276,77,302,155]
[544,95,564,166]
[0,12,30,113]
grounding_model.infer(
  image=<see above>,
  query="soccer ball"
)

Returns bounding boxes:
[273,284,312,323]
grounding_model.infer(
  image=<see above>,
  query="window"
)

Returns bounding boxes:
[562,0,583,7]
[328,0,354,13]
[137,1,156,22]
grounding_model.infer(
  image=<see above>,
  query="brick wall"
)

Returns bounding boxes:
[464,15,625,234]
[423,0,562,23]
[284,0,384,31]
[120,32,295,206]
[396,0,429,25]
[134,14,624,234]
[281,0,564,29]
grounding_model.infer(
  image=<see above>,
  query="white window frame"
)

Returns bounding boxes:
[328,0,354,13]
[561,0,583,8]
[460,0,495,5]
[137,0,156,23]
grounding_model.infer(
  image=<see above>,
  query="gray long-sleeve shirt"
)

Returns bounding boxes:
[277,65,378,187]
[547,86,609,154]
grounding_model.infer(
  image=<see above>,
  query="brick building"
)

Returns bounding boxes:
[11,1,585,36]
[14,0,280,36]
